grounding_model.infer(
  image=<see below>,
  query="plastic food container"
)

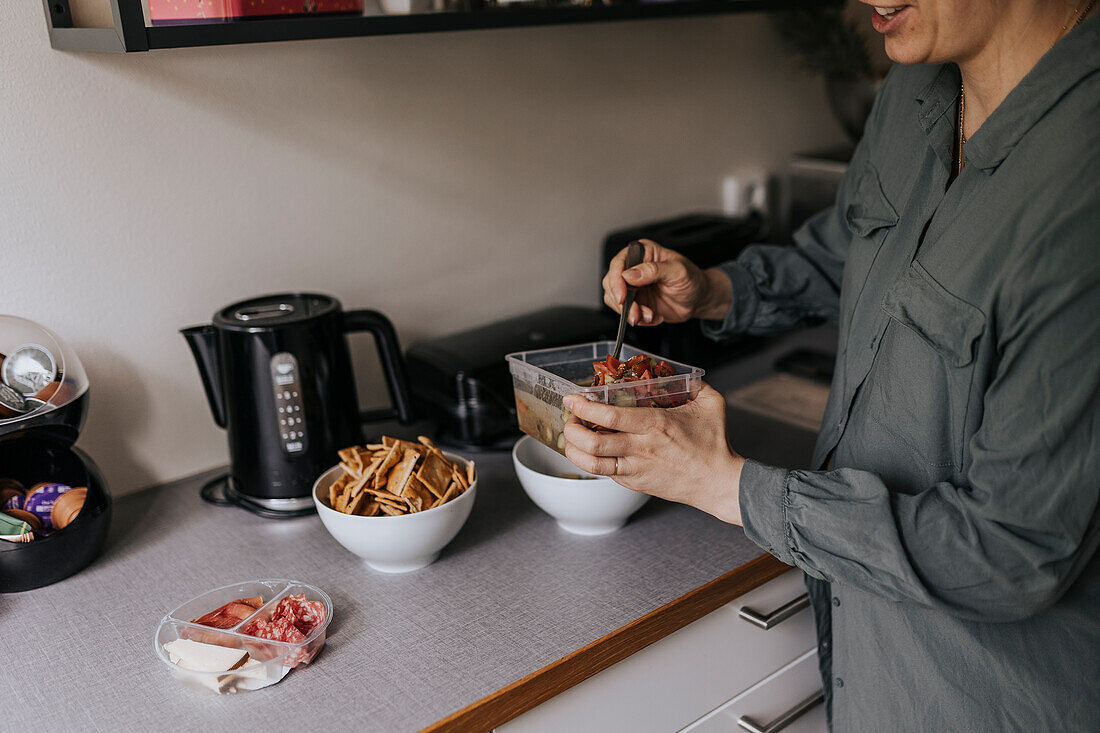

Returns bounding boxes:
[506,341,704,454]
[153,579,332,694]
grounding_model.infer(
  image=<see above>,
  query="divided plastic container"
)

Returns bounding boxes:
[506,341,704,454]
[153,579,332,694]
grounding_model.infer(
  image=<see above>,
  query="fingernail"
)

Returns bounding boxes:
[642,309,653,323]
[623,268,641,282]
[563,396,576,411]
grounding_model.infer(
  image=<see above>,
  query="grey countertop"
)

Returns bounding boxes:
[2,327,832,732]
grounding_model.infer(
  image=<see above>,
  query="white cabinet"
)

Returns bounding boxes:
[683,649,825,733]
[498,570,823,733]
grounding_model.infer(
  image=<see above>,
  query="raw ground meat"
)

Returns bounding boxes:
[240,589,325,647]
[241,615,306,644]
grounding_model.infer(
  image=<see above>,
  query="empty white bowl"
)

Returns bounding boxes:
[312,451,476,573]
[512,435,649,536]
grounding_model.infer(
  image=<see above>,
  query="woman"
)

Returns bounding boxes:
[564,1,1099,729]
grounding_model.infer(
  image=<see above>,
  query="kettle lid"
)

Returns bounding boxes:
[213,293,340,332]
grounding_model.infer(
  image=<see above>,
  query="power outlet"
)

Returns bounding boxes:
[721,171,768,219]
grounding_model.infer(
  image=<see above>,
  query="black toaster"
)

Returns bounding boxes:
[405,306,620,449]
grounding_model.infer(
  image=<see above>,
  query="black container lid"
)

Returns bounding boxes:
[212,293,340,333]
[0,316,89,444]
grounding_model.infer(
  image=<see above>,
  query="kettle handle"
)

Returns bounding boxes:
[342,309,414,425]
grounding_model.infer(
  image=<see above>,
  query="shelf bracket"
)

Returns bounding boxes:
[42,0,150,52]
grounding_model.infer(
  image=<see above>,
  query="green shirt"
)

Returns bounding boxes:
[703,15,1100,732]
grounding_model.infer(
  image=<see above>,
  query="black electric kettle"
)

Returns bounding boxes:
[182,293,412,517]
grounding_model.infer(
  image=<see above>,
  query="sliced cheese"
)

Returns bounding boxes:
[163,639,248,673]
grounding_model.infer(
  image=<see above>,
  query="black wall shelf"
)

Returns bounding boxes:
[43,0,834,53]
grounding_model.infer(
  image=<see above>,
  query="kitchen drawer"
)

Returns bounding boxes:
[681,648,825,733]
[497,570,816,733]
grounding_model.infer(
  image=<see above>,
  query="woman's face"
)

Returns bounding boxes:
[859,0,1000,65]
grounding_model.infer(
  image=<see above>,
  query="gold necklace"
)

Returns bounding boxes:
[957,0,1095,177]
[957,80,965,177]
[1064,0,1097,32]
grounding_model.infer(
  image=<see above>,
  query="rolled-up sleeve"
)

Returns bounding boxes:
[700,204,854,340]
[737,215,1100,622]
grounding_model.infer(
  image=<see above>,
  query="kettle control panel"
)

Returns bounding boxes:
[270,353,307,455]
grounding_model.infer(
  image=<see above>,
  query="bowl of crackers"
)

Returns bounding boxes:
[313,435,476,573]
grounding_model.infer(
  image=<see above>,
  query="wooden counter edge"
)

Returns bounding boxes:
[422,553,792,733]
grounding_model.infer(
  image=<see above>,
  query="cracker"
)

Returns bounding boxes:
[346,473,370,501]
[328,476,347,508]
[347,489,373,516]
[355,455,383,493]
[386,450,420,498]
[373,444,402,489]
[338,447,363,474]
[364,488,403,503]
[396,439,426,457]
[334,437,476,515]
[438,481,460,505]
[417,452,453,499]
[452,468,469,491]
[404,477,435,512]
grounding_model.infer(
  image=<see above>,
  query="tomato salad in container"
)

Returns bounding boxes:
[153,579,332,694]
[506,341,704,455]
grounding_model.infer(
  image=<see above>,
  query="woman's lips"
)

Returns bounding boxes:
[870,4,909,33]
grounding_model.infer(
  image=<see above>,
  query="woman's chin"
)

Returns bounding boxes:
[883,37,932,65]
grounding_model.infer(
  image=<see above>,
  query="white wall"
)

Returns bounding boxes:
[1,5,844,496]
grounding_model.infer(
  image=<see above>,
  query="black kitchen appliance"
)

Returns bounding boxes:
[405,306,620,449]
[0,316,111,593]
[182,293,412,518]
[601,213,767,367]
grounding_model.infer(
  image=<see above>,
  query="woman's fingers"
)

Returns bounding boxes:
[563,395,656,434]
[604,239,662,308]
[563,444,620,476]
[563,418,631,456]
[603,289,621,314]
[604,247,631,305]
[621,260,665,288]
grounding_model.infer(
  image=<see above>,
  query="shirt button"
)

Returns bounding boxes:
[835,678,844,689]
[833,597,841,607]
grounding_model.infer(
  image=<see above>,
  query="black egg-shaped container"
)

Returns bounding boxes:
[0,317,111,593]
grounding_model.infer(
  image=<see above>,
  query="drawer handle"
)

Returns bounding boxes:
[737,690,824,733]
[738,593,810,630]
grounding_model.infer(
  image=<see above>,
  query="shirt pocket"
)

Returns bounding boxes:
[875,261,986,470]
[845,162,899,239]
[840,163,899,328]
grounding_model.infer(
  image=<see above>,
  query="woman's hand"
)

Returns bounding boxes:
[602,239,733,326]
[562,383,745,525]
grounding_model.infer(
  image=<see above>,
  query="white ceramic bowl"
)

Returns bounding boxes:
[312,451,476,573]
[512,435,649,536]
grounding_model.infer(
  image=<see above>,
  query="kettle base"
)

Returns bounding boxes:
[199,474,316,519]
